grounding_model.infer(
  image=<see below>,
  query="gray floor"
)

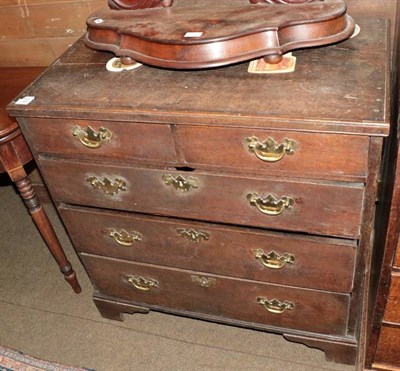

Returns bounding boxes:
[0,177,353,371]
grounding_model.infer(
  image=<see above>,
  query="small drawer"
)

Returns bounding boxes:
[383,273,400,324]
[40,158,364,238]
[22,118,177,164]
[177,126,369,181]
[81,254,350,336]
[374,326,400,367]
[59,205,357,293]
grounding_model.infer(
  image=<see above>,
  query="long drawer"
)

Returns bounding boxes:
[177,126,370,181]
[81,254,350,336]
[23,118,177,165]
[60,205,356,293]
[40,158,364,238]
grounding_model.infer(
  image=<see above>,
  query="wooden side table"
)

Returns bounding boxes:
[0,67,81,294]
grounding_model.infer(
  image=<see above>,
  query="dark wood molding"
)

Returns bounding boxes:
[249,0,314,3]
[108,0,173,11]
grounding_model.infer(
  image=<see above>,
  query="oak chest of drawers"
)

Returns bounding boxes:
[8,18,390,366]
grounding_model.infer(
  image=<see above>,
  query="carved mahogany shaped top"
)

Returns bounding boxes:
[85,0,354,69]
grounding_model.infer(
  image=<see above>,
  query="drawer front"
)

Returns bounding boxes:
[60,205,356,293]
[81,254,350,335]
[23,118,177,164]
[375,326,400,367]
[177,126,369,181]
[383,273,400,324]
[41,159,364,238]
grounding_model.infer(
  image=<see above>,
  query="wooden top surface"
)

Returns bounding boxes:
[1,67,45,138]
[88,0,346,44]
[7,18,390,136]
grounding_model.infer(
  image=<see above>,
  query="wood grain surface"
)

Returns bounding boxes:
[9,19,389,136]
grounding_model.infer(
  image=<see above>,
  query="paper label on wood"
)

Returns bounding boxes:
[248,53,296,74]
[15,96,35,105]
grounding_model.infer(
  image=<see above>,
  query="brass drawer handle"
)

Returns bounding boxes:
[252,249,295,269]
[191,275,217,288]
[87,176,127,196]
[72,125,112,149]
[109,229,143,246]
[257,297,295,314]
[247,193,294,216]
[176,228,209,243]
[162,174,200,193]
[245,136,296,163]
[125,275,158,291]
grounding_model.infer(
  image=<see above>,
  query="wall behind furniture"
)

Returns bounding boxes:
[0,0,103,67]
[0,0,397,67]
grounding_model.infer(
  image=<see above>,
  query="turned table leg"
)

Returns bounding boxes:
[0,127,81,294]
[15,176,82,293]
